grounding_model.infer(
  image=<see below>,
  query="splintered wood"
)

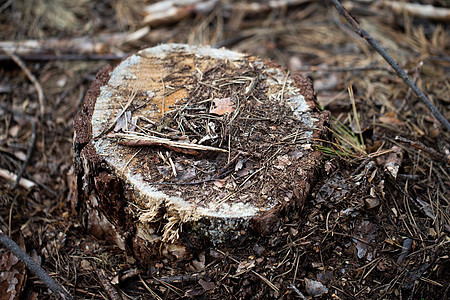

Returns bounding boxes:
[73,44,328,260]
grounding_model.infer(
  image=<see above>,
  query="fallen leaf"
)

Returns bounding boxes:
[305,278,328,296]
[213,178,228,188]
[166,243,189,261]
[80,259,92,270]
[379,111,405,126]
[8,125,20,137]
[199,279,215,291]
[191,258,205,272]
[236,260,255,275]
[184,288,203,297]
[364,197,380,209]
[236,161,253,177]
[274,155,291,170]
[383,146,404,179]
[377,258,394,272]
[210,97,234,115]
[355,221,377,259]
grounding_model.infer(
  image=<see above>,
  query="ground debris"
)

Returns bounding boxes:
[304,278,329,297]
[0,0,448,299]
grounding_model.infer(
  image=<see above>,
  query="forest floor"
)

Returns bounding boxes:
[0,1,449,299]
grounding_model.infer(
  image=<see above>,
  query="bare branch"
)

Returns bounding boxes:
[330,0,450,131]
[0,232,73,300]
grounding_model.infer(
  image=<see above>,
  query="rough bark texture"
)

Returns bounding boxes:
[72,44,329,262]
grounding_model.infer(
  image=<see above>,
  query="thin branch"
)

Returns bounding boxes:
[0,53,126,62]
[0,168,36,189]
[0,104,37,189]
[3,50,45,116]
[115,132,228,153]
[394,135,449,164]
[381,1,450,22]
[330,0,450,131]
[0,232,73,300]
[95,268,123,300]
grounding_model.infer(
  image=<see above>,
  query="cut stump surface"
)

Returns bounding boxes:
[73,44,328,260]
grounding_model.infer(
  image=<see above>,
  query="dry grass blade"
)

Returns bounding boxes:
[139,275,162,300]
[316,119,366,159]
[349,86,365,151]
[316,86,367,159]
[216,249,280,294]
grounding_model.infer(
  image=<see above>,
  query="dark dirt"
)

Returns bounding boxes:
[0,1,449,299]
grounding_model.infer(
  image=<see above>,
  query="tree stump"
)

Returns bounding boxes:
[72,44,328,261]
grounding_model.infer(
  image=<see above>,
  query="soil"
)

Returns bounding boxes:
[0,1,449,299]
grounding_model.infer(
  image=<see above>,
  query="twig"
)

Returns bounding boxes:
[0,232,73,300]
[116,132,228,153]
[403,61,423,107]
[139,275,162,300]
[3,50,45,116]
[95,268,123,300]
[0,0,13,13]
[280,70,289,103]
[331,231,370,245]
[381,1,450,22]
[394,136,449,164]
[0,103,37,189]
[0,53,126,62]
[289,284,307,299]
[0,168,36,189]
[0,28,147,58]
[330,0,450,131]
[146,273,202,285]
[216,249,280,293]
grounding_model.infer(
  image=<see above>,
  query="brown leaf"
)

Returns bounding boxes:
[191,258,205,272]
[210,97,235,115]
[305,278,328,297]
[198,279,215,291]
[273,154,291,170]
[165,242,189,261]
[184,288,203,297]
[213,178,228,188]
[379,111,405,126]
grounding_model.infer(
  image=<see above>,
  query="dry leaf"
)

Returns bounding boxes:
[379,111,405,126]
[199,279,215,291]
[213,178,228,188]
[305,278,328,297]
[210,97,234,115]
[236,259,255,274]
[274,154,291,170]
